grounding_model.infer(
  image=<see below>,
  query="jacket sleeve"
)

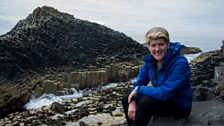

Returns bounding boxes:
[132,62,150,91]
[137,61,190,101]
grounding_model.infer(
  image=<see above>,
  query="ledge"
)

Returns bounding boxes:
[149,100,224,126]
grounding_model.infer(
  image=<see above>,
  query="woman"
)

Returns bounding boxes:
[122,27,192,126]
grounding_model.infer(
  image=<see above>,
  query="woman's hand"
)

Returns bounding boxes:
[128,100,137,120]
[127,86,139,120]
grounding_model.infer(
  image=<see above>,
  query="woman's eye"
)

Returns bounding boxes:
[150,44,156,47]
[159,43,165,46]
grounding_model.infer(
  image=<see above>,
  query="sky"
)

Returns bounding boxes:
[0,0,224,51]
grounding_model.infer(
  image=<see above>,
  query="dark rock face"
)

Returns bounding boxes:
[0,6,148,80]
[180,45,202,54]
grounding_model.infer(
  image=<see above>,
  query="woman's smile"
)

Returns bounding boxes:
[148,38,168,63]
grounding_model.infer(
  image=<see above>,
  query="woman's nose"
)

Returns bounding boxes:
[155,45,160,51]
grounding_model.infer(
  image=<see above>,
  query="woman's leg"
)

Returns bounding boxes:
[122,94,191,126]
[169,102,191,119]
[133,96,157,126]
[133,96,191,126]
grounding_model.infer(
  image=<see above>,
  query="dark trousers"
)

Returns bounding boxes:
[122,93,191,126]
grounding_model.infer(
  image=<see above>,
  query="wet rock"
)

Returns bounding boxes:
[64,114,77,122]
[34,86,44,97]
[51,102,66,113]
[96,105,104,113]
[97,122,103,125]
[79,121,88,126]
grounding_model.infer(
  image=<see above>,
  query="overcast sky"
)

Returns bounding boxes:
[0,0,223,50]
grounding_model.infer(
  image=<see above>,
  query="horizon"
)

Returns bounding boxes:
[0,0,223,51]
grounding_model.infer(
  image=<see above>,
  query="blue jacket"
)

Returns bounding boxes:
[133,42,192,108]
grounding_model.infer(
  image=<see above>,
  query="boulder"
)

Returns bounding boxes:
[34,86,44,97]
[43,80,58,94]
[180,45,202,54]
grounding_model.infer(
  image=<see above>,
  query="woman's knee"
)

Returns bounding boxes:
[138,96,158,109]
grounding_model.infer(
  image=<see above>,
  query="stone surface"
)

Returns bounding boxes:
[148,100,224,126]
[184,100,224,126]
[149,117,184,126]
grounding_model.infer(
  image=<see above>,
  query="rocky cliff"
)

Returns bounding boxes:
[180,45,202,54]
[0,6,148,80]
[0,6,149,118]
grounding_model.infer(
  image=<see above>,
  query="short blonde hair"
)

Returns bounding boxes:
[145,27,170,45]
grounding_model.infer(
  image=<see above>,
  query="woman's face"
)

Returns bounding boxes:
[148,38,169,62]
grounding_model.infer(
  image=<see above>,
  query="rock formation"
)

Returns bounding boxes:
[190,50,224,101]
[0,6,148,118]
[0,6,148,80]
[180,45,202,54]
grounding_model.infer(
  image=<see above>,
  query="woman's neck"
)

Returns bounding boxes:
[157,61,162,69]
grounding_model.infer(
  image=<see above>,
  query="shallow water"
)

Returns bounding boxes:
[24,89,83,109]
[184,53,201,62]
[24,82,129,110]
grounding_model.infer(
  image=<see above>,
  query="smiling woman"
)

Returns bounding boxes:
[145,27,170,68]
[122,27,193,126]
[147,38,168,68]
